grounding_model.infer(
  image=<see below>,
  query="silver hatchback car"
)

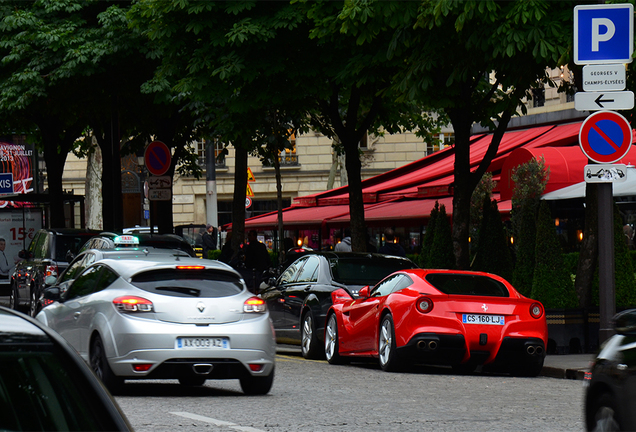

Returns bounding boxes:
[35,255,276,395]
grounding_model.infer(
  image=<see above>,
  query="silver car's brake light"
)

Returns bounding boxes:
[113,296,154,313]
[244,296,267,313]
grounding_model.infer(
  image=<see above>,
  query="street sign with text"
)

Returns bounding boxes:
[574,3,633,64]
[582,64,626,91]
[0,173,13,194]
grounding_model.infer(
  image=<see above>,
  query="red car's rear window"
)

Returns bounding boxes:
[424,273,509,297]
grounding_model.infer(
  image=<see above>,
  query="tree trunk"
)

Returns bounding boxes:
[36,116,83,228]
[85,136,103,230]
[231,145,248,260]
[449,111,473,270]
[575,182,598,308]
[344,138,366,252]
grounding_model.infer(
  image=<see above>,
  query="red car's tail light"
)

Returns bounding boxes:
[244,296,266,313]
[176,265,205,270]
[416,296,434,314]
[45,264,58,277]
[530,302,544,319]
[113,296,154,313]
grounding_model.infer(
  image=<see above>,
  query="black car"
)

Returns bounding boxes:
[80,232,196,257]
[10,228,100,317]
[585,309,636,431]
[0,306,132,431]
[259,252,417,359]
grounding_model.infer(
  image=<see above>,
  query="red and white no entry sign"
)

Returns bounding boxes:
[579,110,633,163]
[144,141,172,176]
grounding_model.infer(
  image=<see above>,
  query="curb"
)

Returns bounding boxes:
[540,366,587,380]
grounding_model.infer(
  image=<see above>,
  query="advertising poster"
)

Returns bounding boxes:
[0,141,36,208]
[0,208,41,290]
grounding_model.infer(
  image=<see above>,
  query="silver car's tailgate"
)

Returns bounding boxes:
[149,294,246,324]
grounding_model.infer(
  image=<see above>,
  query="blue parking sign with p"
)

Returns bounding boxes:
[574,4,633,65]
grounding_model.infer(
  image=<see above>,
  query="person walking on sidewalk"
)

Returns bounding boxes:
[202,224,217,259]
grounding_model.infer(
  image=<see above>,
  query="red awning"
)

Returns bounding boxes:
[241,205,352,230]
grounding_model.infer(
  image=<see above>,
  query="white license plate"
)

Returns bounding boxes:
[462,314,505,325]
[176,337,229,349]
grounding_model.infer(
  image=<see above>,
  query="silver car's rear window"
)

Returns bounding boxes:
[424,273,510,297]
[130,269,243,298]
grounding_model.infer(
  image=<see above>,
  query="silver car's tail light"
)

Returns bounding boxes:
[248,364,264,372]
[529,302,543,319]
[133,364,153,372]
[176,265,205,270]
[416,296,434,314]
[113,296,154,313]
[244,297,266,313]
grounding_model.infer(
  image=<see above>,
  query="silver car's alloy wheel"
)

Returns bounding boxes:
[379,318,393,367]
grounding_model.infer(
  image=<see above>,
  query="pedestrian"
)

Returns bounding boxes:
[366,232,377,253]
[0,237,10,279]
[201,224,217,259]
[334,228,352,252]
[219,232,234,264]
[243,230,271,292]
[378,228,406,257]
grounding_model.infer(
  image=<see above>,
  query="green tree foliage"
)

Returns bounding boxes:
[335,0,575,268]
[510,157,549,296]
[428,203,454,270]
[419,201,439,268]
[472,198,513,281]
[132,1,442,252]
[532,201,578,308]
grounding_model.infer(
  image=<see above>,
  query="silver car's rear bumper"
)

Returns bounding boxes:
[102,313,276,379]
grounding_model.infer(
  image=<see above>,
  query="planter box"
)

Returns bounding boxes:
[546,308,599,354]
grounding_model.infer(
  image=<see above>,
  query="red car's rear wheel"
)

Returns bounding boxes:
[379,314,401,372]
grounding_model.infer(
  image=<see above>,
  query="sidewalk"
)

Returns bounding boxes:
[276,345,594,380]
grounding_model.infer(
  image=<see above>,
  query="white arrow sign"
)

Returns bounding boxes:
[575,90,634,111]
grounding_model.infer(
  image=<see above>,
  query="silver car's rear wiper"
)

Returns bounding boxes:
[155,286,201,297]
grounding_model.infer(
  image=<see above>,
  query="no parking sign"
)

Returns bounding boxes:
[144,141,172,177]
[579,110,633,163]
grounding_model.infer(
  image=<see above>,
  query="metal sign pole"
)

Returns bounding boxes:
[598,182,616,343]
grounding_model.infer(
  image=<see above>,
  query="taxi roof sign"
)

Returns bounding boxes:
[113,235,140,246]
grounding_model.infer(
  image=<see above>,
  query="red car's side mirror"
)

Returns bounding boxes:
[359,286,370,298]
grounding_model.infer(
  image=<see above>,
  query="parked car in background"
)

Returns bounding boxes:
[10,228,100,317]
[36,255,276,395]
[175,224,206,258]
[259,252,417,359]
[80,232,196,257]
[0,306,132,431]
[325,269,547,376]
[585,309,636,431]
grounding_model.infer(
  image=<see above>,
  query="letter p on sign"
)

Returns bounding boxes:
[592,18,615,51]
